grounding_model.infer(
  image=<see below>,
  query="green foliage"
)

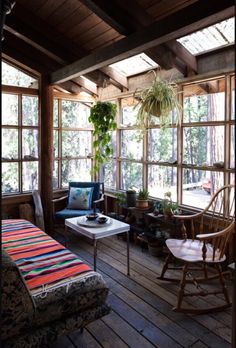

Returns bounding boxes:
[134,73,182,131]
[115,192,126,206]
[162,191,178,214]
[89,101,117,174]
[137,188,149,200]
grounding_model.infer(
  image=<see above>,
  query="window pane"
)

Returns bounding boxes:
[183,91,224,122]
[230,125,235,168]
[2,94,18,125]
[62,131,91,157]
[120,162,143,190]
[2,129,18,159]
[148,165,177,200]
[148,109,177,126]
[2,61,36,87]
[121,130,143,160]
[22,161,38,191]
[53,130,59,158]
[104,160,116,189]
[53,161,59,189]
[231,76,235,120]
[22,96,38,126]
[121,98,139,126]
[53,99,59,127]
[183,126,224,166]
[62,100,91,128]
[2,163,19,193]
[61,159,92,187]
[22,129,39,159]
[148,128,177,162]
[182,169,224,209]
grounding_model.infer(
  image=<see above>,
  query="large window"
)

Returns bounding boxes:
[53,98,93,189]
[1,62,39,194]
[103,74,235,211]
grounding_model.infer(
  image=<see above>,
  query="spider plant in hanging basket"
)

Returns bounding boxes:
[134,73,182,131]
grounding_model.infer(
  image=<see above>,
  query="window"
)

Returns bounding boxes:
[103,74,234,213]
[1,62,39,194]
[53,98,93,189]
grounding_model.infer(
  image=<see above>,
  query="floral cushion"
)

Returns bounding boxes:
[67,187,94,210]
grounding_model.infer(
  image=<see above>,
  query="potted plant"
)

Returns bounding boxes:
[134,72,182,130]
[89,101,117,174]
[114,192,126,218]
[161,191,179,219]
[136,189,149,209]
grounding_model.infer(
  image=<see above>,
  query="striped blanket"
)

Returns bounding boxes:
[2,219,92,291]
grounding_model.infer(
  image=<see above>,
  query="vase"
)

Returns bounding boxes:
[126,191,137,207]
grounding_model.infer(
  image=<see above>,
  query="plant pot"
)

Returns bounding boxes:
[136,199,149,209]
[144,102,161,117]
[126,191,137,207]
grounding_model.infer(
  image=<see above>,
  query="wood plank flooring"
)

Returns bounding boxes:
[51,230,233,348]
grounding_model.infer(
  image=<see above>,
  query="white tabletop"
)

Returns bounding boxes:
[65,215,130,240]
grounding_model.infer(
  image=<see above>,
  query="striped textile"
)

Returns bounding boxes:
[2,219,92,290]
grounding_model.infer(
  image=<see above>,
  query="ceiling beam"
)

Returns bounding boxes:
[51,1,234,83]
[5,4,127,90]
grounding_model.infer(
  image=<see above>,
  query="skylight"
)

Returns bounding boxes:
[177,17,235,55]
[109,53,158,76]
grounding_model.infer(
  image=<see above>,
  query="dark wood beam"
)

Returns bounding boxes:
[6,3,126,89]
[51,1,234,83]
[1,0,15,41]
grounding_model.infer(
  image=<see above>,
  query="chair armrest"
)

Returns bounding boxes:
[196,221,234,240]
[93,193,104,205]
[52,195,68,203]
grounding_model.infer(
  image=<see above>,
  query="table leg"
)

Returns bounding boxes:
[127,230,130,276]
[93,239,97,272]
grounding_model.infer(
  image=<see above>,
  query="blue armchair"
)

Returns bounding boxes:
[52,182,104,222]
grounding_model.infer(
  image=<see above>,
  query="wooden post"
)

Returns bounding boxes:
[40,74,53,233]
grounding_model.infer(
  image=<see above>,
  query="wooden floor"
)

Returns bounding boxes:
[51,230,233,348]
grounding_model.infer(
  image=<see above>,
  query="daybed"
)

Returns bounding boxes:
[1,219,110,348]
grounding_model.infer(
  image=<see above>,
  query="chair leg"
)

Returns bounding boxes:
[174,262,189,312]
[157,252,172,279]
[215,264,231,305]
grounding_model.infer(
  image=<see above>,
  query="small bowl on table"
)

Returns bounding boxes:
[86,213,98,221]
[97,216,108,224]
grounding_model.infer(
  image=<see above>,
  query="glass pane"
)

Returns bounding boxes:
[22,96,38,126]
[53,161,59,189]
[148,128,177,162]
[22,161,38,191]
[2,129,18,159]
[2,61,36,87]
[230,125,235,169]
[148,109,177,126]
[183,126,224,166]
[121,98,139,126]
[62,100,91,128]
[121,130,143,160]
[120,162,143,190]
[53,99,59,127]
[62,159,92,187]
[183,90,224,122]
[53,130,59,158]
[231,76,235,120]
[148,165,177,200]
[182,169,224,209]
[2,162,19,193]
[22,129,39,159]
[62,131,92,157]
[108,131,117,157]
[104,160,116,189]
[2,94,18,125]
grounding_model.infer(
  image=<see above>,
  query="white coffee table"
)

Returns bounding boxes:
[65,215,130,275]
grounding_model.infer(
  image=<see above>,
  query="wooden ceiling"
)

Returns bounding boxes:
[2,0,235,95]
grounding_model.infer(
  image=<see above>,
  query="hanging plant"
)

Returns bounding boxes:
[89,101,117,174]
[134,71,182,131]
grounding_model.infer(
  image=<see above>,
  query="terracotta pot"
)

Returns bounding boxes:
[136,199,149,209]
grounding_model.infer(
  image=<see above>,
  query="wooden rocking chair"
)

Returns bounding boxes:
[158,184,235,314]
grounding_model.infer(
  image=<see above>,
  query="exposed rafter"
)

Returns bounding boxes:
[51,0,234,84]
[4,4,127,90]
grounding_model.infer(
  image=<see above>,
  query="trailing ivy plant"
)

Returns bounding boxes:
[89,101,117,174]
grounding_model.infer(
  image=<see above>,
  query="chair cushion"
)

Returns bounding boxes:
[67,187,94,210]
[55,208,99,220]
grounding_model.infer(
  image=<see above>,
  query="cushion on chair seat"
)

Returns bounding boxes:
[166,239,226,263]
[55,208,99,220]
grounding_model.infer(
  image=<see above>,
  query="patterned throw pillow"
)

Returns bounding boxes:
[67,187,94,210]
